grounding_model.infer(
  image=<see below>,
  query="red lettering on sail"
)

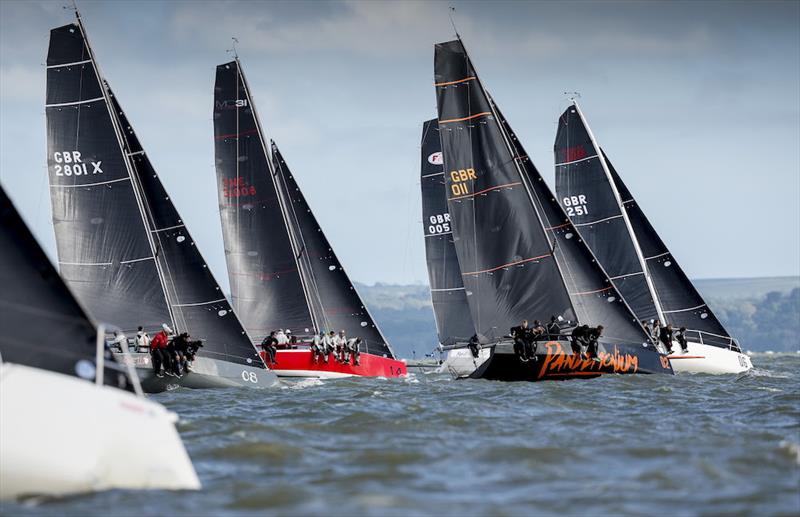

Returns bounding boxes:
[563,145,587,163]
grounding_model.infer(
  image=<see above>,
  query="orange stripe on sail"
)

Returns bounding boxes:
[462,254,551,276]
[545,222,571,230]
[434,76,477,87]
[439,112,492,124]
[448,181,521,201]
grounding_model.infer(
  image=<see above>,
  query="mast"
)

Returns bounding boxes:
[572,100,666,325]
[72,9,177,330]
[234,59,321,333]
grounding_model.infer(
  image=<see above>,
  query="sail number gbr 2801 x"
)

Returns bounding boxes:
[51,151,103,177]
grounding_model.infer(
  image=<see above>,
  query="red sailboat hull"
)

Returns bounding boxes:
[260,349,407,378]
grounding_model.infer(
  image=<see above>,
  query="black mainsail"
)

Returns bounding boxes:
[420,118,476,345]
[46,23,170,333]
[1,184,135,391]
[213,59,396,358]
[555,102,736,349]
[434,39,650,347]
[213,60,313,340]
[46,17,263,368]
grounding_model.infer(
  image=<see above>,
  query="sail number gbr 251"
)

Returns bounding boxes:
[562,194,589,217]
[51,151,103,177]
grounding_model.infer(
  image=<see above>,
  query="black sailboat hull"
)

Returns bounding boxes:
[470,340,672,382]
[113,353,278,393]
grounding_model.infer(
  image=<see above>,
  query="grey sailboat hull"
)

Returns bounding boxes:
[113,353,278,393]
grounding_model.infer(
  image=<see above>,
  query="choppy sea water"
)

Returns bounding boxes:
[3,352,799,516]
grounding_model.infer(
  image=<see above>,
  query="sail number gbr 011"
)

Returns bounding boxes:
[52,151,103,177]
[449,168,476,197]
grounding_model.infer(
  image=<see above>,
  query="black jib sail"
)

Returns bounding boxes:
[271,141,394,358]
[108,89,264,367]
[420,118,476,345]
[0,184,135,391]
[554,102,735,348]
[213,58,396,358]
[46,18,263,368]
[213,60,314,341]
[434,39,650,347]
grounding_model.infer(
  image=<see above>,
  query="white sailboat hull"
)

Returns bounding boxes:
[0,363,200,500]
[667,341,753,374]
[440,347,492,378]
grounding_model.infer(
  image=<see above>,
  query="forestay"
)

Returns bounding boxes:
[420,118,477,345]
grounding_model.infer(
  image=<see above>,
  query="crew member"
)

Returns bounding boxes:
[337,331,348,362]
[570,324,590,356]
[135,326,150,353]
[276,329,288,346]
[675,326,689,354]
[467,334,481,359]
[170,332,191,377]
[347,337,362,365]
[510,320,533,362]
[659,323,674,354]
[311,331,324,363]
[546,316,561,339]
[261,331,279,365]
[111,331,127,353]
[327,331,338,363]
[586,325,603,360]
[150,324,171,378]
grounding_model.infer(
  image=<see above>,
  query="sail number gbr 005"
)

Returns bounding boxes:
[427,213,451,235]
[51,151,103,177]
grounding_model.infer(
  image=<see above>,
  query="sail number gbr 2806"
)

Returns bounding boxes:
[51,151,103,177]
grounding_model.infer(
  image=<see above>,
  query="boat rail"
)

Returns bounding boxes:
[684,329,741,352]
[96,323,144,397]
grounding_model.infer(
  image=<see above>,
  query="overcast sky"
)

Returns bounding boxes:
[1,0,798,289]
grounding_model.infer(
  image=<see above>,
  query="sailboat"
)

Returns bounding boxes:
[420,118,490,377]
[45,12,275,392]
[213,58,407,378]
[554,101,753,374]
[0,184,199,499]
[433,38,673,381]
